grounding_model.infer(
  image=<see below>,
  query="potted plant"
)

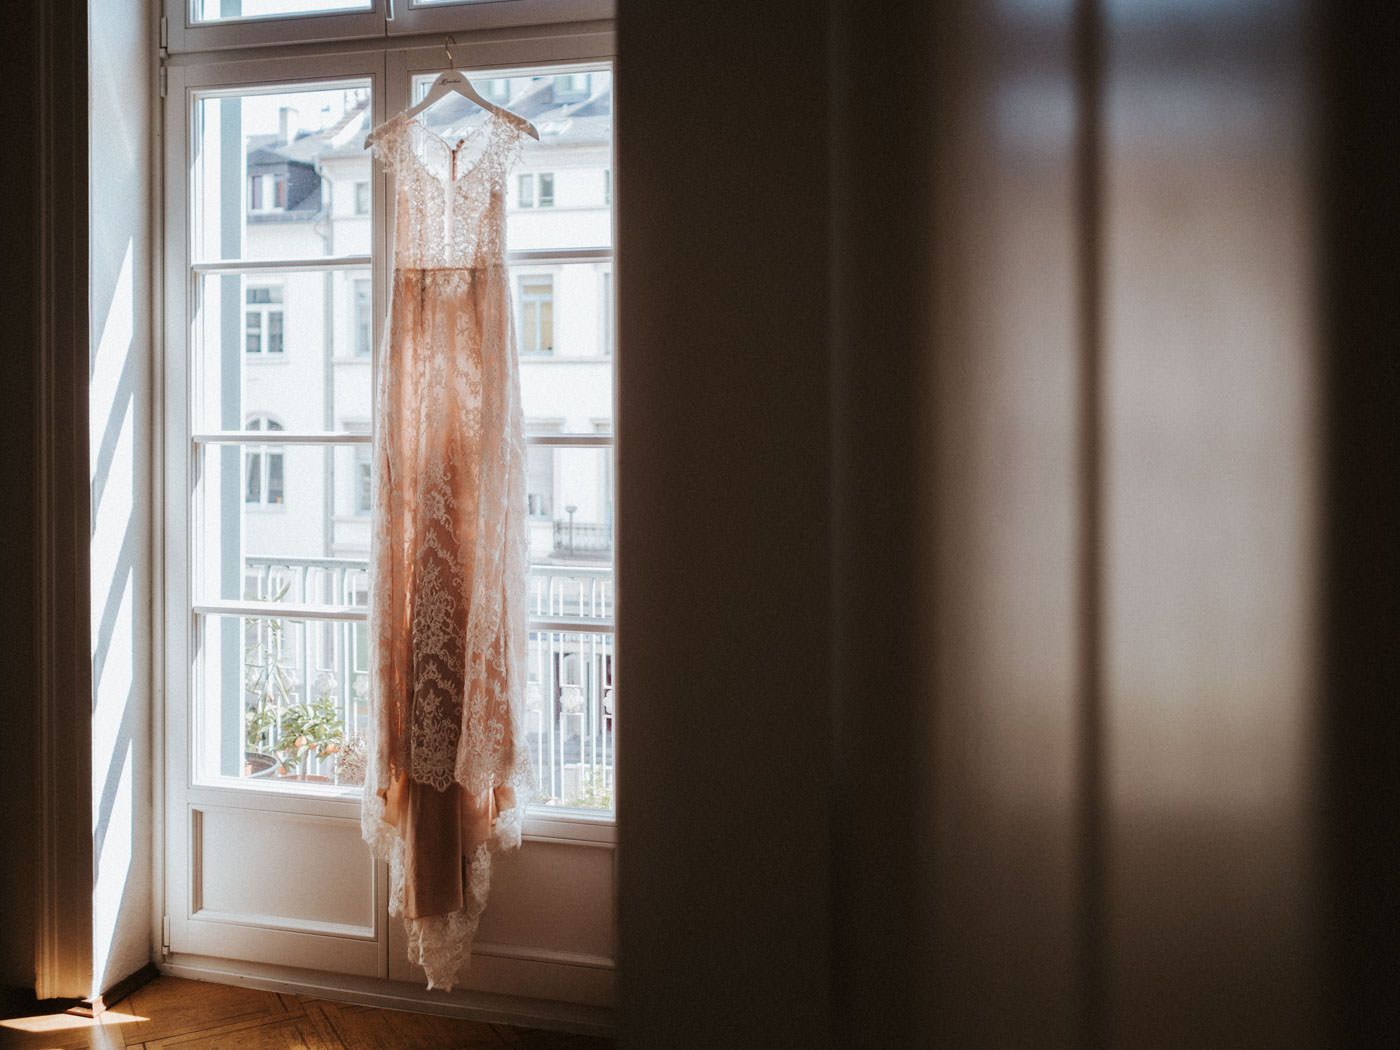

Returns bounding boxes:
[269,684,346,782]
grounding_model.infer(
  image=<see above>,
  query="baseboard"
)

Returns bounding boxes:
[159,954,615,1038]
[72,962,161,1017]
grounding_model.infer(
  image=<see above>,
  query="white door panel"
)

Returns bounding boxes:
[164,40,618,1009]
[387,833,616,1007]
[191,805,378,935]
[475,839,615,961]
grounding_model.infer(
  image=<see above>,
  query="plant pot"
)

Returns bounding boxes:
[243,751,279,778]
[275,773,333,784]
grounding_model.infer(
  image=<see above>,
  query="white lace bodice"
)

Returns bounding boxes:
[367,109,524,270]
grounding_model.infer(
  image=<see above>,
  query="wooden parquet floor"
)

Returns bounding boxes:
[0,977,613,1050]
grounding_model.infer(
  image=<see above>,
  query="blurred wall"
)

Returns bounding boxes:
[614,2,834,1045]
[618,0,1398,1046]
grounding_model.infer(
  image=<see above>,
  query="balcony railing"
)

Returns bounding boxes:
[238,555,615,809]
[551,519,612,559]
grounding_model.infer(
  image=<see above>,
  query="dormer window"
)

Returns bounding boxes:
[249,172,287,212]
[553,73,591,102]
[480,78,510,103]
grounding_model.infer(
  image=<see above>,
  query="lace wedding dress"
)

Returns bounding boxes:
[360,108,531,991]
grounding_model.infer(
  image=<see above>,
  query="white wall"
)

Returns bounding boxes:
[88,0,154,998]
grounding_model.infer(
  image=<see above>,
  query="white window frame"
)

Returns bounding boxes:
[163,0,614,55]
[161,28,617,867]
[517,170,555,208]
[244,281,285,354]
[516,270,555,354]
[243,415,288,507]
[247,171,286,213]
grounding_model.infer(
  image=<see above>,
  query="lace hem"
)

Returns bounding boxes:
[361,780,525,991]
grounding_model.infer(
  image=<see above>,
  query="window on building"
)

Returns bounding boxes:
[554,73,591,102]
[603,167,611,205]
[244,417,286,507]
[526,441,554,519]
[518,275,554,354]
[601,269,613,357]
[353,278,371,356]
[354,445,371,514]
[353,180,370,215]
[245,284,285,354]
[481,78,510,103]
[517,172,555,209]
[249,173,287,212]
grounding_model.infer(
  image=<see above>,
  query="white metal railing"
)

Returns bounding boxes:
[233,554,614,807]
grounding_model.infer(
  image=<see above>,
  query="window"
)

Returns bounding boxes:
[248,173,287,212]
[174,62,614,818]
[525,421,560,519]
[481,78,510,103]
[245,284,285,354]
[244,417,286,506]
[603,167,611,205]
[353,278,371,356]
[517,172,555,209]
[601,269,613,356]
[518,275,554,354]
[353,445,371,515]
[554,73,591,101]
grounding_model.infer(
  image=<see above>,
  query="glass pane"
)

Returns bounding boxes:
[193,269,373,433]
[515,262,614,427]
[192,83,371,261]
[195,613,370,788]
[524,630,615,813]
[195,442,372,608]
[409,68,613,251]
[191,1,372,25]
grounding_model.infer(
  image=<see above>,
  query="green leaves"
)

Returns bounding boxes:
[241,580,346,777]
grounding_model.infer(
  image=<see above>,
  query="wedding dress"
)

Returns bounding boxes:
[360,107,531,991]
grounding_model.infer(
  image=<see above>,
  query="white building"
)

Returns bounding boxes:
[239,72,614,574]
[214,72,616,804]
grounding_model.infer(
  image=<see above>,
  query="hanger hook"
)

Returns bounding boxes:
[443,34,456,69]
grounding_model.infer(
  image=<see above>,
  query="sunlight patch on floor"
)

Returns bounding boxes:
[0,1011,145,1034]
